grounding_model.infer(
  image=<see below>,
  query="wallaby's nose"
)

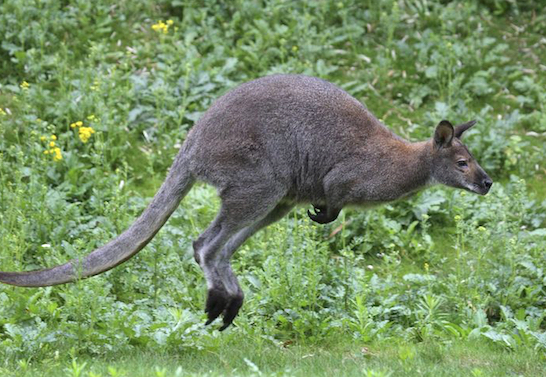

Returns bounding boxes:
[483,178,493,189]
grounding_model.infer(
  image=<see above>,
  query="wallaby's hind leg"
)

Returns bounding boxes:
[215,202,294,330]
[193,183,286,328]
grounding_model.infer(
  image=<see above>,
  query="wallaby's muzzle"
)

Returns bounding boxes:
[472,169,493,195]
[479,175,493,195]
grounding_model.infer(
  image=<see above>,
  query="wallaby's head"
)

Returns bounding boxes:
[430,120,492,195]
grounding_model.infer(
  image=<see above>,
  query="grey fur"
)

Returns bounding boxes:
[0,74,492,329]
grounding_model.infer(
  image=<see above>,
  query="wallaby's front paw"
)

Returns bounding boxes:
[307,205,325,223]
[307,205,335,224]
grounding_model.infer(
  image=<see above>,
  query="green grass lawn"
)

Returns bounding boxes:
[1,0,546,376]
[11,336,546,377]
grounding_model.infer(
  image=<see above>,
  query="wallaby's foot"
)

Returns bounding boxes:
[205,286,229,325]
[198,185,288,330]
[307,205,340,224]
[204,286,244,330]
[219,292,244,331]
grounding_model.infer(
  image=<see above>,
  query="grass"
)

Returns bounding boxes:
[11,337,546,377]
[1,0,546,376]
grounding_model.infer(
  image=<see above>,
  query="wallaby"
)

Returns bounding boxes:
[0,74,492,330]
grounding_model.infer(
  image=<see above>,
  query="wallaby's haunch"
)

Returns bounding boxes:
[0,74,492,330]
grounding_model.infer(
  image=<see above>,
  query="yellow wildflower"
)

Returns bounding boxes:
[49,141,56,147]
[20,81,30,90]
[0,108,6,116]
[71,121,83,128]
[43,146,62,161]
[78,126,95,143]
[52,147,62,161]
[51,135,57,140]
[40,136,47,141]
[87,114,97,121]
[152,20,171,34]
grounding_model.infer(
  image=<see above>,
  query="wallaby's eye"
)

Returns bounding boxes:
[457,160,468,168]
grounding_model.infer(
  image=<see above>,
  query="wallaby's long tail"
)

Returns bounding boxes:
[0,154,194,287]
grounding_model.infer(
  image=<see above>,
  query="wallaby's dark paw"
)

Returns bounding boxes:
[205,288,244,329]
[308,206,335,224]
[205,287,230,325]
[307,205,325,223]
[219,294,244,331]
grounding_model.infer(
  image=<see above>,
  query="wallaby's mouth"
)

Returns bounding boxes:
[469,180,493,195]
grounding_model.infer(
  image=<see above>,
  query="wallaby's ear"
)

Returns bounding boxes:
[454,120,477,139]
[434,120,454,149]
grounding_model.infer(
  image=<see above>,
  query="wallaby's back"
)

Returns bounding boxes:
[185,74,402,201]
